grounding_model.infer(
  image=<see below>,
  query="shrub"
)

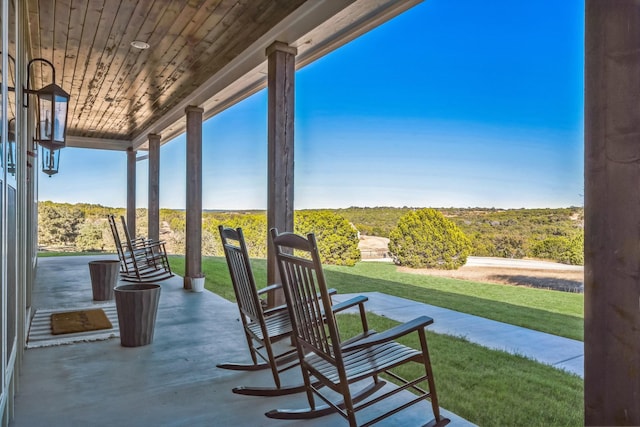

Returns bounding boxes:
[531,232,584,265]
[295,210,361,266]
[493,235,526,259]
[388,208,471,269]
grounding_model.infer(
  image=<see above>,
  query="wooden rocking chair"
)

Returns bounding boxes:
[217,226,368,397]
[267,228,450,427]
[107,215,173,283]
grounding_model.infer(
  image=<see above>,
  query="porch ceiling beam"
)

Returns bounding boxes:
[66,135,131,151]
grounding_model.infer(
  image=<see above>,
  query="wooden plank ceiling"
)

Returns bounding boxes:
[25,0,422,151]
[26,0,305,145]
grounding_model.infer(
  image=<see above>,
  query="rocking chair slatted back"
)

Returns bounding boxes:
[278,251,335,359]
[217,225,312,396]
[219,226,263,322]
[107,215,127,272]
[271,231,343,365]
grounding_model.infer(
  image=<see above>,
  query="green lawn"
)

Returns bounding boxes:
[169,256,584,341]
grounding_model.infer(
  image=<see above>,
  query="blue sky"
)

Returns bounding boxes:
[40,0,584,210]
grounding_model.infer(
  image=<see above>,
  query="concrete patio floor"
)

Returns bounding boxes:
[11,256,473,427]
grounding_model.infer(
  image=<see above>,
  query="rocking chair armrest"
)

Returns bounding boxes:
[331,295,368,314]
[263,305,288,316]
[258,284,335,299]
[258,283,282,296]
[341,315,434,352]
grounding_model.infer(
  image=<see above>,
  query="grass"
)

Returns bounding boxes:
[168,256,584,341]
[38,251,109,257]
[337,313,583,426]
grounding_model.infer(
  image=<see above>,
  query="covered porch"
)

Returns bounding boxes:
[13,255,471,426]
[3,1,640,425]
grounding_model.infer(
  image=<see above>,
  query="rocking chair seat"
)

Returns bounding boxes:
[246,309,291,342]
[306,340,422,387]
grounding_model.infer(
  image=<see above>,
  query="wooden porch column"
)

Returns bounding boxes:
[126,147,136,235]
[266,41,297,306]
[585,1,640,424]
[148,134,161,242]
[184,106,203,289]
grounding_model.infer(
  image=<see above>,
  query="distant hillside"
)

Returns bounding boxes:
[37,202,584,265]
[333,206,583,263]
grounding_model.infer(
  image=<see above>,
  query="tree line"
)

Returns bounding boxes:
[339,206,584,265]
[37,202,584,266]
[37,202,361,266]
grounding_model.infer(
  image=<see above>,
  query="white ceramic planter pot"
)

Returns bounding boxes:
[191,277,205,293]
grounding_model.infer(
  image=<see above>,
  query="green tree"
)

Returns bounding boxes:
[204,213,267,258]
[295,210,360,266]
[76,220,105,251]
[388,208,471,269]
[38,202,84,247]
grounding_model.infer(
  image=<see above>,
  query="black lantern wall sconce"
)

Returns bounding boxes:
[26,58,70,152]
[3,54,71,176]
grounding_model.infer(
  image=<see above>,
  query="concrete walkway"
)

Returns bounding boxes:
[332,292,584,378]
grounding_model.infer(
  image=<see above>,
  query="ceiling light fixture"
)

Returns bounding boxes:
[131,40,150,50]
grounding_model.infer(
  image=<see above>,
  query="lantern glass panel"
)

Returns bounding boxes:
[38,95,52,141]
[54,94,67,142]
[41,147,59,176]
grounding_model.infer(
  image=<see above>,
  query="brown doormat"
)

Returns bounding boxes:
[51,309,113,335]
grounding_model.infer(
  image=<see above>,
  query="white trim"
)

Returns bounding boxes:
[2,0,10,401]
[4,341,15,386]
[0,390,5,425]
